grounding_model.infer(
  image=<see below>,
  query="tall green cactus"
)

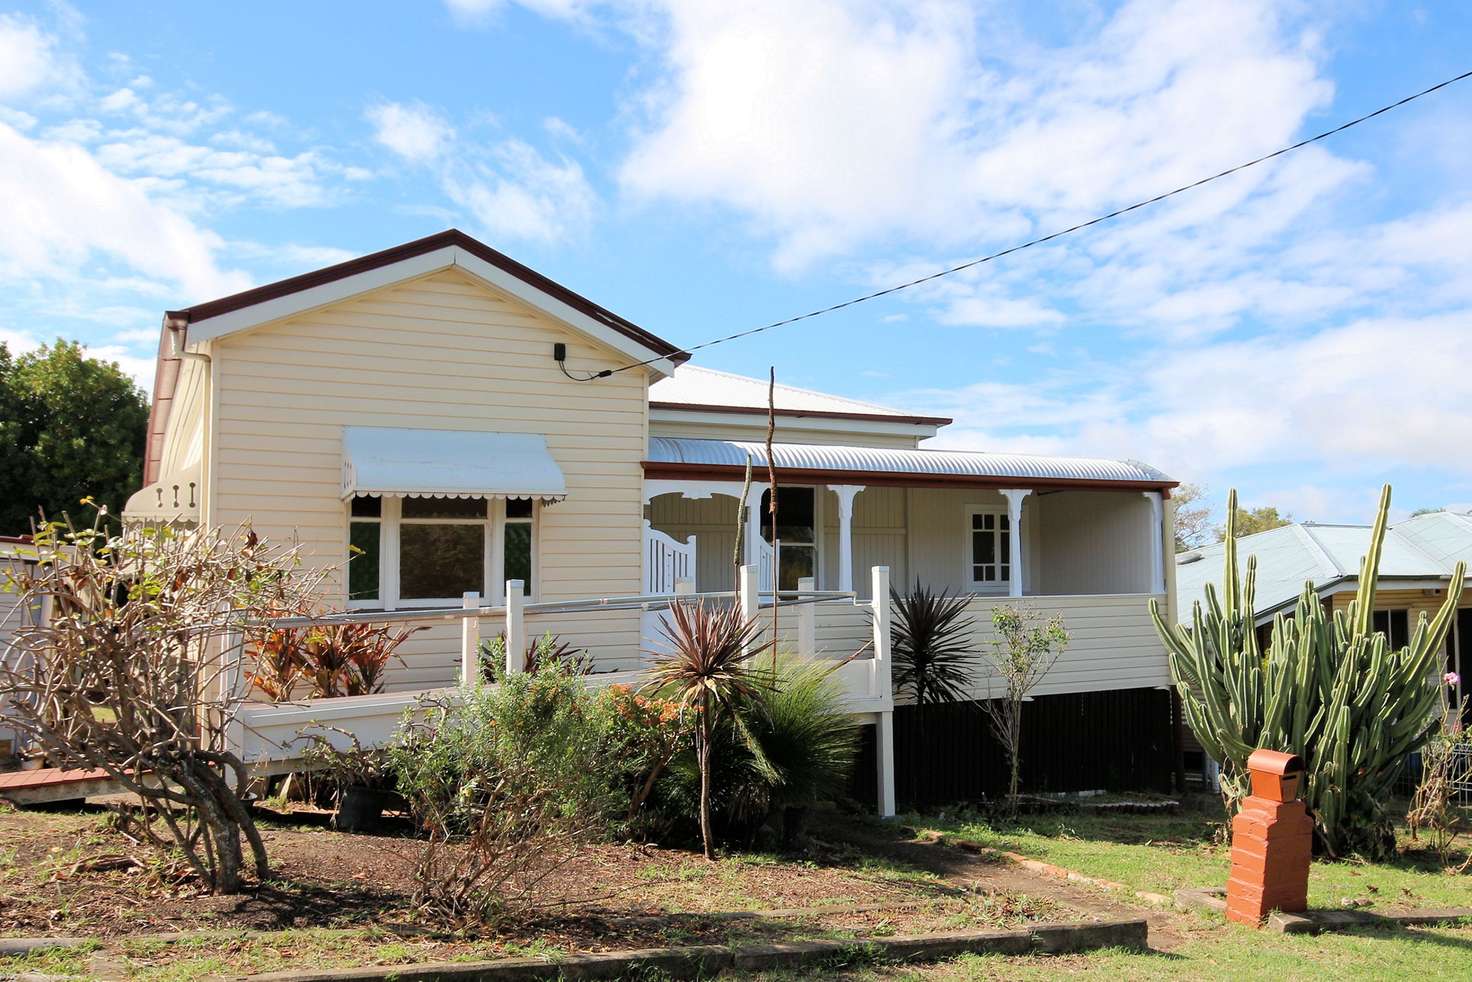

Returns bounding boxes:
[1150,485,1464,858]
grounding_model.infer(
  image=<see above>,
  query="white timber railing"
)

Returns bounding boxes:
[642,521,695,596]
[230,566,899,815]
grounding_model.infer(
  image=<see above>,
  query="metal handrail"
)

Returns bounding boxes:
[251,588,859,630]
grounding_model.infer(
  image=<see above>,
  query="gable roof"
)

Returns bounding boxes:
[169,229,686,363]
[649,365,952,426]
[145,229,689,482]
[1174,511,1472,624]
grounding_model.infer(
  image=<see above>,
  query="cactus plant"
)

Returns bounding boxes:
[1150,485,1464,858]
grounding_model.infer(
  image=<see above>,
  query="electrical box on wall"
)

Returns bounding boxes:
[553,342,566,362]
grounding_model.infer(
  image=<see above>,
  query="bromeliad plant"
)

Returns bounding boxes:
[1150,485,1465,858]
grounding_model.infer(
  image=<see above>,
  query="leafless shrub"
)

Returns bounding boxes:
[0,508,328,893]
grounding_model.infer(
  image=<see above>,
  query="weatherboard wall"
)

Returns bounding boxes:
[208,267,650,688]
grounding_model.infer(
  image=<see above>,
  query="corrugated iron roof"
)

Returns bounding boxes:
[649,366,924,418]
[1174,511,1472,625]
[648,437,1173,485]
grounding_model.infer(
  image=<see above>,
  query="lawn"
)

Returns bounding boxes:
[907,796,1472,911]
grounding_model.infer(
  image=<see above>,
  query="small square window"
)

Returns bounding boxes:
[351,495,382,517]
[403,497,487,520]
[506,497,533,519]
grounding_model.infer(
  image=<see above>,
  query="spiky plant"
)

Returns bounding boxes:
[742,655,861,843]
[1150,485,1465,858]
[647,600,769,859]
[891,582,977,706]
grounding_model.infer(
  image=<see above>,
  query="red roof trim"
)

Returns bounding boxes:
[649,401,952,427]
[167,228,687,362]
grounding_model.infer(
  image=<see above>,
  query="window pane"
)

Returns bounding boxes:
[504,521,532,589]
[403,496,487,520]
[506,497,533,519]
[778,545,815,591]
[400,523,484,599]
[999,527,1010,565]
[972,513,984,530]
[974,530,994,564]
[348,522,380,601]
[351,495,382,518]
[761,488,815,545]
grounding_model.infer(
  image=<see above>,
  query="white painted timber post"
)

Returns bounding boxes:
[217,603,246,781]
[1143,491,1166,596]
[829,485,864,593]
[797,575,816,658]
[460,591,481,686]
[505,580,526,676]
[871,565,896,818]
[1000,489,1031,598]
[739,563,761,654]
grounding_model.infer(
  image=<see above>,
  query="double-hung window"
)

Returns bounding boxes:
[966,506,1010,591]
[760,486,818,591]
[348,495,536,609]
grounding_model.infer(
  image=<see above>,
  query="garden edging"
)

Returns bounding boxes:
[226,918,1147,981]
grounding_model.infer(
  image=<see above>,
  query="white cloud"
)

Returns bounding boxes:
[0,120,250,301]
[367,98,598,244]
[902,311,1472,513]
[367,101,454,163]
[444,139,597,244]
[613,0,1331,273]
[0,326,154,391]
[0,13,69,101]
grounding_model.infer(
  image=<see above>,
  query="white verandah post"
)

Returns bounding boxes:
[871,565,895,818]
[797,575,816,658]
[999,489,1031,598]
[505,580,526,675]
[828,485,864,593]
[460,591,481,686]
[1143,491,1166,595]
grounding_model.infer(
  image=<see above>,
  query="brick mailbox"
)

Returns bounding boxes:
[1226,749,1313,926]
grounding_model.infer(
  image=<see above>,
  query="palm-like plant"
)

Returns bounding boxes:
[742,655,860,845]
[647,600,769,859]
[891,582,977,706]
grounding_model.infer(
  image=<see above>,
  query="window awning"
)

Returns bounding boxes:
[341,427,567,502]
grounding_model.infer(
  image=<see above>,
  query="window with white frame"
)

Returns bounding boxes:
[760,486,818,591]
[347,495,536,609]
[966,507,1010,590]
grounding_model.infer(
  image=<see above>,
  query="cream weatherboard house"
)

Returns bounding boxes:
[125,230,1183,808]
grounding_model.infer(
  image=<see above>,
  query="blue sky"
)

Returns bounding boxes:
[2,1,1470,528]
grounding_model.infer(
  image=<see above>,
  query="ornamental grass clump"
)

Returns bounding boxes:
[1150,485,1465,858]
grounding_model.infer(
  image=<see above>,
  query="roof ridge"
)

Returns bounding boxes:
[670,365,906,415]
[1386,524,1458,575]
[1291,523,1345,579]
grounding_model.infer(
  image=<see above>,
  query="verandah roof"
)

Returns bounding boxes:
[644,437,1175,490]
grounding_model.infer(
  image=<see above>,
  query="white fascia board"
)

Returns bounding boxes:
[187,247,459,343]
[185,245,677,378]
[649,407,938,440]
[451,250,677,378]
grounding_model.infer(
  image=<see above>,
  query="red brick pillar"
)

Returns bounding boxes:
[1226,749,1313,926]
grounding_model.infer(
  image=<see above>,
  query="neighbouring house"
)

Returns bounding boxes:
[1175,511,1472,730]
[122,229,1181,808]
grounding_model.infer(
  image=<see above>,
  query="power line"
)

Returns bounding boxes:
[590,67,1472,379]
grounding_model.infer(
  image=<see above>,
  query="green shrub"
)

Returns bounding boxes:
[644,654,860,848]
[389,660,617,836]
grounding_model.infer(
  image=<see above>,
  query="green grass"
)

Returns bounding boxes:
[909,801,1472,911]
[929,924,1472,980]
[0,940,101,979]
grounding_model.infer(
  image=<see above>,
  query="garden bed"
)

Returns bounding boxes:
[0,801,1124,979]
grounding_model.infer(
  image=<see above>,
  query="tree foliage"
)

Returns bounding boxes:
[0,340,149,533]
[1216,501,1292,540]
[1172,482,1213,552]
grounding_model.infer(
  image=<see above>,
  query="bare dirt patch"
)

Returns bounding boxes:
[0,802,1101,970]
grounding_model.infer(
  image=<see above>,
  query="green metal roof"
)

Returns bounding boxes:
[1173,511,1472,625]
